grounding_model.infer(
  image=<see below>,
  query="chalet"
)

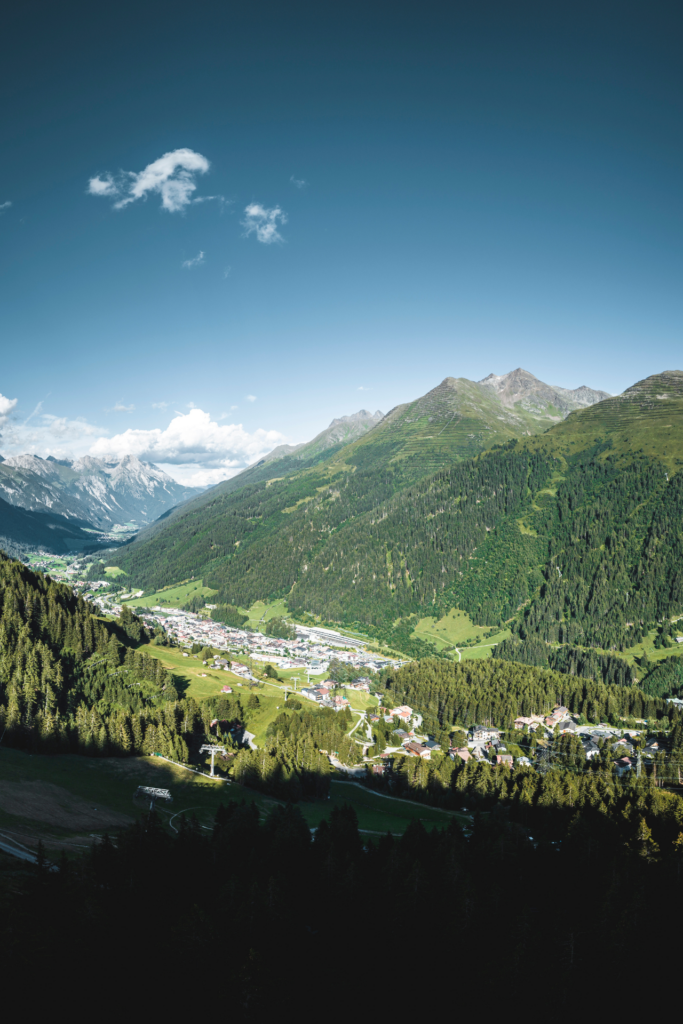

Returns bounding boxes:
[450,747,471,763]
[582,740,600,760]
[557,720,577,733]
[301,687,323,702]
[424,740,441,751]
[614,756,635,777]
[393,729,410,744]
[470,725,500,744]
[221,685,233,694]
[405,742,431,759]
[496,754,513,767]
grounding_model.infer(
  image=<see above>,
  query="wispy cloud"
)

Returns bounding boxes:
[23,401,43,425]
[230,405,239,410]
[245,395,257,402]
[182,251,205,268]
[242,203,287,244]
[223,265,232,278]
[107,402,135,413]
[290,176,306,189]
[357,386,372,391]
[152,401,169,410]
[0,200,12,212]
[88,148,210,213]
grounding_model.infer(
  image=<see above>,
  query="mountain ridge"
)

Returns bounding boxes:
[0,453,203,531]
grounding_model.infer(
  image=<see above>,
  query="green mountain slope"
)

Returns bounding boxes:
[109,370,683,657]
[521,369,683,468]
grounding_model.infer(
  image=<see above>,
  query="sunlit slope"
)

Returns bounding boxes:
[521,370,683,469]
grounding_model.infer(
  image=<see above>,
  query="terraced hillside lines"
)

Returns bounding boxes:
[522,370,683,469]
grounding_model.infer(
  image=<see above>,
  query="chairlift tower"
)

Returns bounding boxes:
[135,786,173,812]
[200,744,227,777]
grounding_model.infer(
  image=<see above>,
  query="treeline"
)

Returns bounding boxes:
[7,788,683,1013]
[210,603,249,628]
[494,637,636,687]
[0,552,212,764]
[231,706,361,800]
[326,657,376,684]
[381,658,680,737]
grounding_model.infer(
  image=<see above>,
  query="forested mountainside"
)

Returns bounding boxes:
[0,552,205,761]
[111,372,682,652]
[121,368,607,551]
[0,492,100,554]
[8,778,683,1013]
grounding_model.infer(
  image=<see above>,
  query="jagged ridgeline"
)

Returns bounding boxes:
[0,552,208,761]
[112,371,683,651]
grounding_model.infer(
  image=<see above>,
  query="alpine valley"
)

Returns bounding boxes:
[109,367,683,657]
[0,453,203,552]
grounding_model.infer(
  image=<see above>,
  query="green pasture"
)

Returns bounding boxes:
[126,580,218,609]
[105,566,127,578]
[411,607,510,654]
[134,642,247,701]
[240,598,291,627]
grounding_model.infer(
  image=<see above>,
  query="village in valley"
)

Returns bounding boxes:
[24,552,680,783]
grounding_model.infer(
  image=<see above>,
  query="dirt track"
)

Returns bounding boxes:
[0,781,133,830]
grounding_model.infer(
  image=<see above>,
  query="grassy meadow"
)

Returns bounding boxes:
[0,747,459,848]
[411,607,510,658]
[124,579,218,610]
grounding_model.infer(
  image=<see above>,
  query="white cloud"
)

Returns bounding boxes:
[87,175,117,196]
[182,251,205,268]
[0,411,108,461]
[88,148,210,213]
[290,176,306,189]
[88,407,288,485]
[107,402,135,413]
[223,265,232,278]
[152,401,169,410]
[357,386,372,391]
[242,203,287,244]
[245,394,256,402]
[0,200,12,212]
[0,392,18,424]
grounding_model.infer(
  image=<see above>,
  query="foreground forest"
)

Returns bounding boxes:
[3,549,683,1014]
[5,786,683,1014]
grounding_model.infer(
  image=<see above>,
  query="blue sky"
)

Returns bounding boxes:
[1,0,681,484]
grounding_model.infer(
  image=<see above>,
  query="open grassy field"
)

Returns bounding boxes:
[239,598,291,627]
[134,642,248,700]
[411,608,510,655]
[105,566,127,578]
[124,579,218,610]
[0,748,458,848]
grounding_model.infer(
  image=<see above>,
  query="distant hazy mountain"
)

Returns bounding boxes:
[0,493,100,555]
[478,367,610,419]
[254,409,385,467]
[0,453,202,530]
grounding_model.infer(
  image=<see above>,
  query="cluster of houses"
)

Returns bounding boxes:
[301,684,351,710]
